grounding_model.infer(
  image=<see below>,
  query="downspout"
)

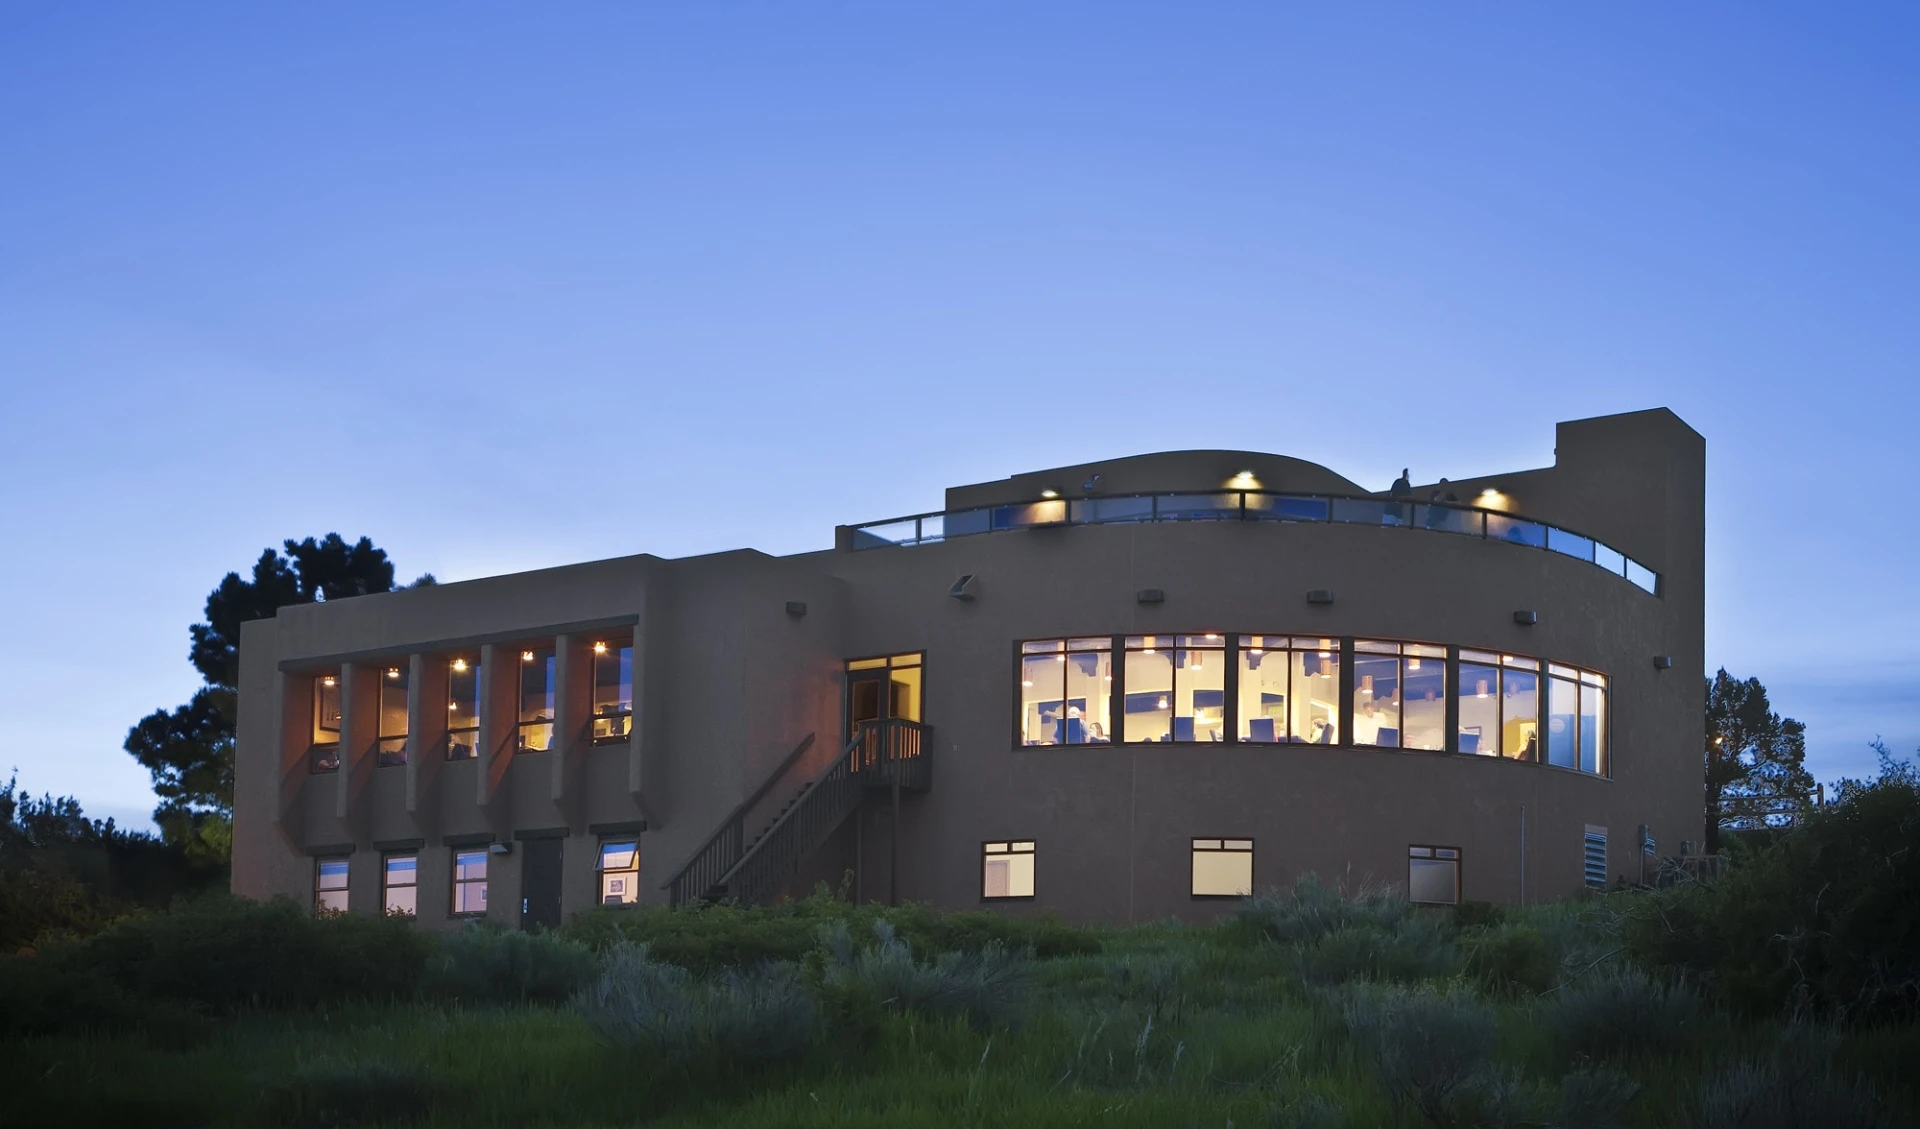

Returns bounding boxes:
[1519,805,1527,904]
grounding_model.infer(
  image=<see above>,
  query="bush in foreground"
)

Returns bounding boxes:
[1539,967,1699,1063]
[426,923,596,1004]
[577,941,817,1070]
[816,918,1033,1031]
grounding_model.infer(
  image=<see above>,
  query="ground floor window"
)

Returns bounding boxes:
[1191,838,1254,896]
[981,840,1035,899]
[599,840,639,905]
[452,849,489,916]
[314,856,349,913]
[383,854,417,916]
[1408,845,1461,905]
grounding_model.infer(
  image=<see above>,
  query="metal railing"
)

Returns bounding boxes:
[849,491,1660,595]
[664,720,932,907]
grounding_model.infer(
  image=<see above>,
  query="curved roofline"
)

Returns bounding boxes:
[945,449,1365,511]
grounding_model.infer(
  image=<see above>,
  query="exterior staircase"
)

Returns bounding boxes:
[662,718,930,907]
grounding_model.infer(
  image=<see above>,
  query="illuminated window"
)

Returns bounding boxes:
[447,656,481,760]
[1408,845,1460,905]
[1123,635,1224,743]
[1289,638,1340,745]
[981,840,1035,899]
[592,642,634,744]
[518,647,556,753]
[311,675,342,773]
[598,840,639,905]
[1500,655,1540,761]
[1456,650,1539,759]
[314,856,349,913]
[1352,641,1447,751]
[383,854,417,916]
[451,849,488,916]
[1547,664,1609,776]
[1191,838,1254,897]
[1018,639,1111,745]
[1236,636,1289,742]
[377,664,409,768]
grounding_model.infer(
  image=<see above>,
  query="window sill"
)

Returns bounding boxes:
[1191,893,1253,900]
[979,895,1036,903]
[1012,740,1612,778]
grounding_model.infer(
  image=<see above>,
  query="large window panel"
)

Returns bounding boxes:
[1402,644,1447,751]
[1291,639,1339,745]
[518,647,556,753]
[1237,636,1290,742]
[982,840,1035,899]
[313,675,342,745]
[1546,667,1580,769]
[1123,639,1174,743]
[1580,670,1608,776]
[1173,635,1225,743]
[1501,656,1540,761]
[1353,641,1402,748]
[599,839,640,905]
[1457,650,1500,756]
[447,656,481,760]
[1062,640,1112,743]
[377,664,409,767]
[452,849,488,915]
[1019,641,1065,745]
[592,641,634,744]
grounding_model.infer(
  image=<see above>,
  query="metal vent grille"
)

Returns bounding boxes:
[1583,825,1609,890]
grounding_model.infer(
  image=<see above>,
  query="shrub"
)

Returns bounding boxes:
[1337,982,1529,1128]
[817,918,1033,1028]
[0,950,212,1042]
[426,923,597,1004]
[1463,922,1559,996]
[578,941,817,1070]
[1555,1068,1640,1129]
[19,894,431,1016]
[1626,765,1920,1022]
[1228,875,1412,948]
[559,889,1098,973]
[0,862,116,950]
[1298,917,1461,986]
[1538,968,1698,1062]
[1695,1026,1893,1129]
[1449,900,1506,932]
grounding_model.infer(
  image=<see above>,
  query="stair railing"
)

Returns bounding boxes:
[661,733,815,907]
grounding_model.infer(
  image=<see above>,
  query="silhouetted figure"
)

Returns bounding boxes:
[1390,468,1412,498]
[1429,477,1459,503]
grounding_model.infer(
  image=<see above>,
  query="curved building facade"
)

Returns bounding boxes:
[233,408,1704,926]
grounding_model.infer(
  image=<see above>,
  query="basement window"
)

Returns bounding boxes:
[981,840,1035,899]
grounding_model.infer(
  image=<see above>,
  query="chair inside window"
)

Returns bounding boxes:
[1248,717,1277,742]
[1172,716,1196,742]
[1377,727,1399,746]
[1054,718,1086,744]
[1459,732,1481,754]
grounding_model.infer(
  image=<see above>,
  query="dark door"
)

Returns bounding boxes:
[520,838,563,931]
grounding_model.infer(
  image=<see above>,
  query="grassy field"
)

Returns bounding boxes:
[4,887,1918,1129]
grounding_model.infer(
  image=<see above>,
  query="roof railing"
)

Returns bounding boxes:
[848,491,1660,595]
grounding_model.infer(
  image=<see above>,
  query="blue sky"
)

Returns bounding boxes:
[1,3,1915,829]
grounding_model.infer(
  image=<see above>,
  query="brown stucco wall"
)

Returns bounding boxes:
[232,408,1704,928]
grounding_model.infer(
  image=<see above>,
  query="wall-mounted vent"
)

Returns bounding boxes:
[1306,589,1335,605]
[785,601,807,617]
[1136,588,1165,604]
[1653,655,1673,670]
[1513,609,1538,626]
[1583,825,1608,890]
[949,575,976,601]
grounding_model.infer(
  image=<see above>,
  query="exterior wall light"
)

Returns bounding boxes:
[1653,655,1673,670]
[1306,589,1334,605]
[1513,610,1538,626]
[1136,588,1165,604]
[1040,489,1059,499]
[1227,471,1260,490]
[785,601,807,617]
[949,575,976,601]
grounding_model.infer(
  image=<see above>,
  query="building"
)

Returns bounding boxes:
[232,407,1704,927]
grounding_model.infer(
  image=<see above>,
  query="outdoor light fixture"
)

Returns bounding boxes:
[785,601,807,617]
[1307,589,1335,604]
[322,676,336,686]
[949,574,976,601]
[1136,588,1165,604]
[521,651,535,662]
[1040,488,1059,499]
[452,659,468,672]
[387,668,401,679]
[593,641,608,654]
[1653,655,1673,670]
[1513,610,1538,626]
[1228,470,1260,490]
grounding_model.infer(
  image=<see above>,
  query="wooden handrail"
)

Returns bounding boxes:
[658,732,814,893]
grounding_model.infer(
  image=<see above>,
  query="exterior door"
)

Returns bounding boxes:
[520,838,564,932]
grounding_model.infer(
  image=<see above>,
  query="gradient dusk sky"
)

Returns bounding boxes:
[2,3,1915,829]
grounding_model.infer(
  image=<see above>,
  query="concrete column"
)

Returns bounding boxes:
[476,643,512,808]
[335,662,378,844]
[552,633,594,830]
[406,652,451,837]
[273,671,311,845]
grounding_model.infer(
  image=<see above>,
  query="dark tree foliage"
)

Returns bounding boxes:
[126,534,400,861]
[1703,669,1814,855]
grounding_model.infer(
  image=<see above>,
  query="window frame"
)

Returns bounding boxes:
[446,655,481,761]
[377,664,410,768]
[1407,844,1462,905]
[314,855,350,914]
[450,848,489,917]
[980,839,1037,901]
[591,640,635,746]
[597,838,640,906]
[516,646,558,754]
[1014,638,1113,747]
[1189,837,1255,899]
[382,852,418,916]
[310,674,343,774]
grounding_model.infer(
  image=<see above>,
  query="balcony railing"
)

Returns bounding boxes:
[849,491,1660,595]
